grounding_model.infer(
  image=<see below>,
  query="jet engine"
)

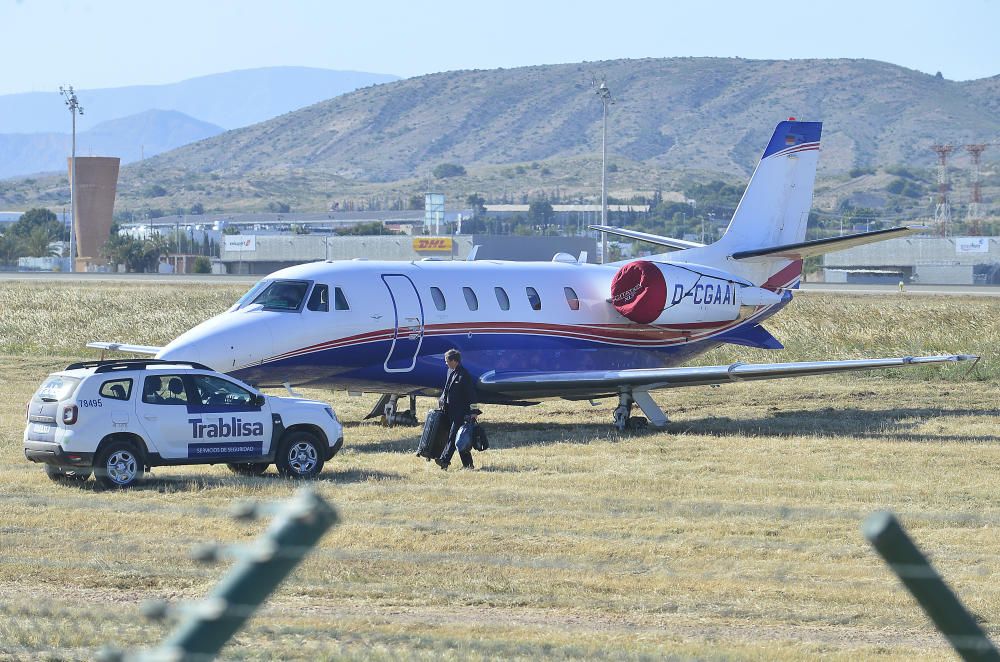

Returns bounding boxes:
[609,260,782,325]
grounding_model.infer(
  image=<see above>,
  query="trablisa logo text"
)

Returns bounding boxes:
[189,417,264,439]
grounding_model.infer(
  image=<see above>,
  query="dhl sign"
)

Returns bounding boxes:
[413,237,453,252]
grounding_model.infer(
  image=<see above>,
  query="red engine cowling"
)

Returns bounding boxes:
[609,260,668,324]
[610,260,780,326]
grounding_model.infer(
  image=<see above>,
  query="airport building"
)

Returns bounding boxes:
[217,234,597,275]
[822,235,1000,285]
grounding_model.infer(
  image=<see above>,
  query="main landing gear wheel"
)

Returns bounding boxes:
[613,392,635,432]
[276,431,325,479]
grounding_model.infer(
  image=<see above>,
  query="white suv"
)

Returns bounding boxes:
[24,359,344,489]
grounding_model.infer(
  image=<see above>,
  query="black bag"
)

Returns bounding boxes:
[456,422,474,453]
[472,423,489,451]
[416,409,449,460]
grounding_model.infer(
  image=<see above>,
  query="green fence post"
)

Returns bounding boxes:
[863,511,999,662]
[136,488,338,661]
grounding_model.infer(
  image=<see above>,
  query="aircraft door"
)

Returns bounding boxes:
[381,274,424,372]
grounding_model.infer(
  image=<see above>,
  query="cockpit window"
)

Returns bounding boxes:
[334,287,350,311]
[250,280,310,311]
[232,279,270,310]
[307,284,329,312]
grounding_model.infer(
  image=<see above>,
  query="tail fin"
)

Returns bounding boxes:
[718,120,822,251]
[697,121,822,287]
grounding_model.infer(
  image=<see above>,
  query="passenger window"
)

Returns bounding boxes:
[494,287,510,311]
[100,379,133,401]
[307,284,329,312]
[430,287,446,311]
[192,375,255,407]
[526,287,541,311]
[142,375,188,405]
[564,287,580,311]
[463,287,479,311]
[334,287,350,311]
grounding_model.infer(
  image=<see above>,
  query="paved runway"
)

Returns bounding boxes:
[799,282,1000,297]
[3,271,1000,296]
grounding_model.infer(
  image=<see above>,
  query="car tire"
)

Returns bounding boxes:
[94,441,144,489]
[226,462,269,476]
[44,464,92,482]
[275,431,325,479]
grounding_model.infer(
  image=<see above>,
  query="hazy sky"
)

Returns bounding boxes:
[3,0,998,95]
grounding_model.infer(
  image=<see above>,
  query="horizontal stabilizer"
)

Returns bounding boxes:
[478,354,976,399]
[731,226,925,261]
[589,225,705,251]
[87,341,162,355]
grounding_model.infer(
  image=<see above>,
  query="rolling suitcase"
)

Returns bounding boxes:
[416,409,449,460]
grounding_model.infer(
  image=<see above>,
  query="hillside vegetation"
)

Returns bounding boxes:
[2,58,998,216]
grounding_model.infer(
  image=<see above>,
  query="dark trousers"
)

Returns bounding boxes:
[439,414,473,468]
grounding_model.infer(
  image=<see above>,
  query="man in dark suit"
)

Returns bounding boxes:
[436,348,476,470]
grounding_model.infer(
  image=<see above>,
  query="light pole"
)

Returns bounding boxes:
[60,85,83,272]
[595,81,614,263]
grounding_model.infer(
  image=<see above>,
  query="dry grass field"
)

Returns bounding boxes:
[0,280,998,660]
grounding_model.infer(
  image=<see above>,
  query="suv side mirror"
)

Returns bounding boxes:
[252,394,266,407]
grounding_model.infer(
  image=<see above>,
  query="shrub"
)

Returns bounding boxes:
[192,256,211,273]
[432,163,466,179]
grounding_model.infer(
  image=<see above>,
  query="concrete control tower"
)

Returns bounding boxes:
[67,156,120,271]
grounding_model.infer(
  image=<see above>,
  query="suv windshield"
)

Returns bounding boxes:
[250,280,311,311]
[33,375,81,402]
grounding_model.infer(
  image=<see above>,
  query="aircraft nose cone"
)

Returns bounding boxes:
[156,342,205,368]
[158,314,275,375]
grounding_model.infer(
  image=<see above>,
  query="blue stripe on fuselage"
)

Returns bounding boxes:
[231,298,790,400]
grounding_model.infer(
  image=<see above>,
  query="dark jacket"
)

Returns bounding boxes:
[440,364,476,420]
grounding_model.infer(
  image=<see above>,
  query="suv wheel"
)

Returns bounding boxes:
[94,441,144,489]
[227,462,270,476]
[275,432,325,479]
[45,464,92,482]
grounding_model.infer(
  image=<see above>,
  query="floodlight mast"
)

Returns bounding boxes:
[60,85,83,273]
[595,81,614,263]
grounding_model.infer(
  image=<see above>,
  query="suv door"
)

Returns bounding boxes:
[135,373,198,460]
[186,374,273,460]
[136,373,273,461]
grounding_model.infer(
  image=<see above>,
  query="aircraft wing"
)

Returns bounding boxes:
[86,341,162,355]
[478,354,977,400]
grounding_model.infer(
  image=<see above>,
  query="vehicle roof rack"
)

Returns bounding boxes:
[65,358,214,373]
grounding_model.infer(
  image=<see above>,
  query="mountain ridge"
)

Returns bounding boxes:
[0,110,223,179]
[0,66,400,134]
[137,57,999,184]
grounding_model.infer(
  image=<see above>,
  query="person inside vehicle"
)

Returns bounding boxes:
[162,377,187,404]
[436,349,477,470]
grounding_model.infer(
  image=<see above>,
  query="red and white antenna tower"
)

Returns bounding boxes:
[965,144,987,235]
[931,144,954,236]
